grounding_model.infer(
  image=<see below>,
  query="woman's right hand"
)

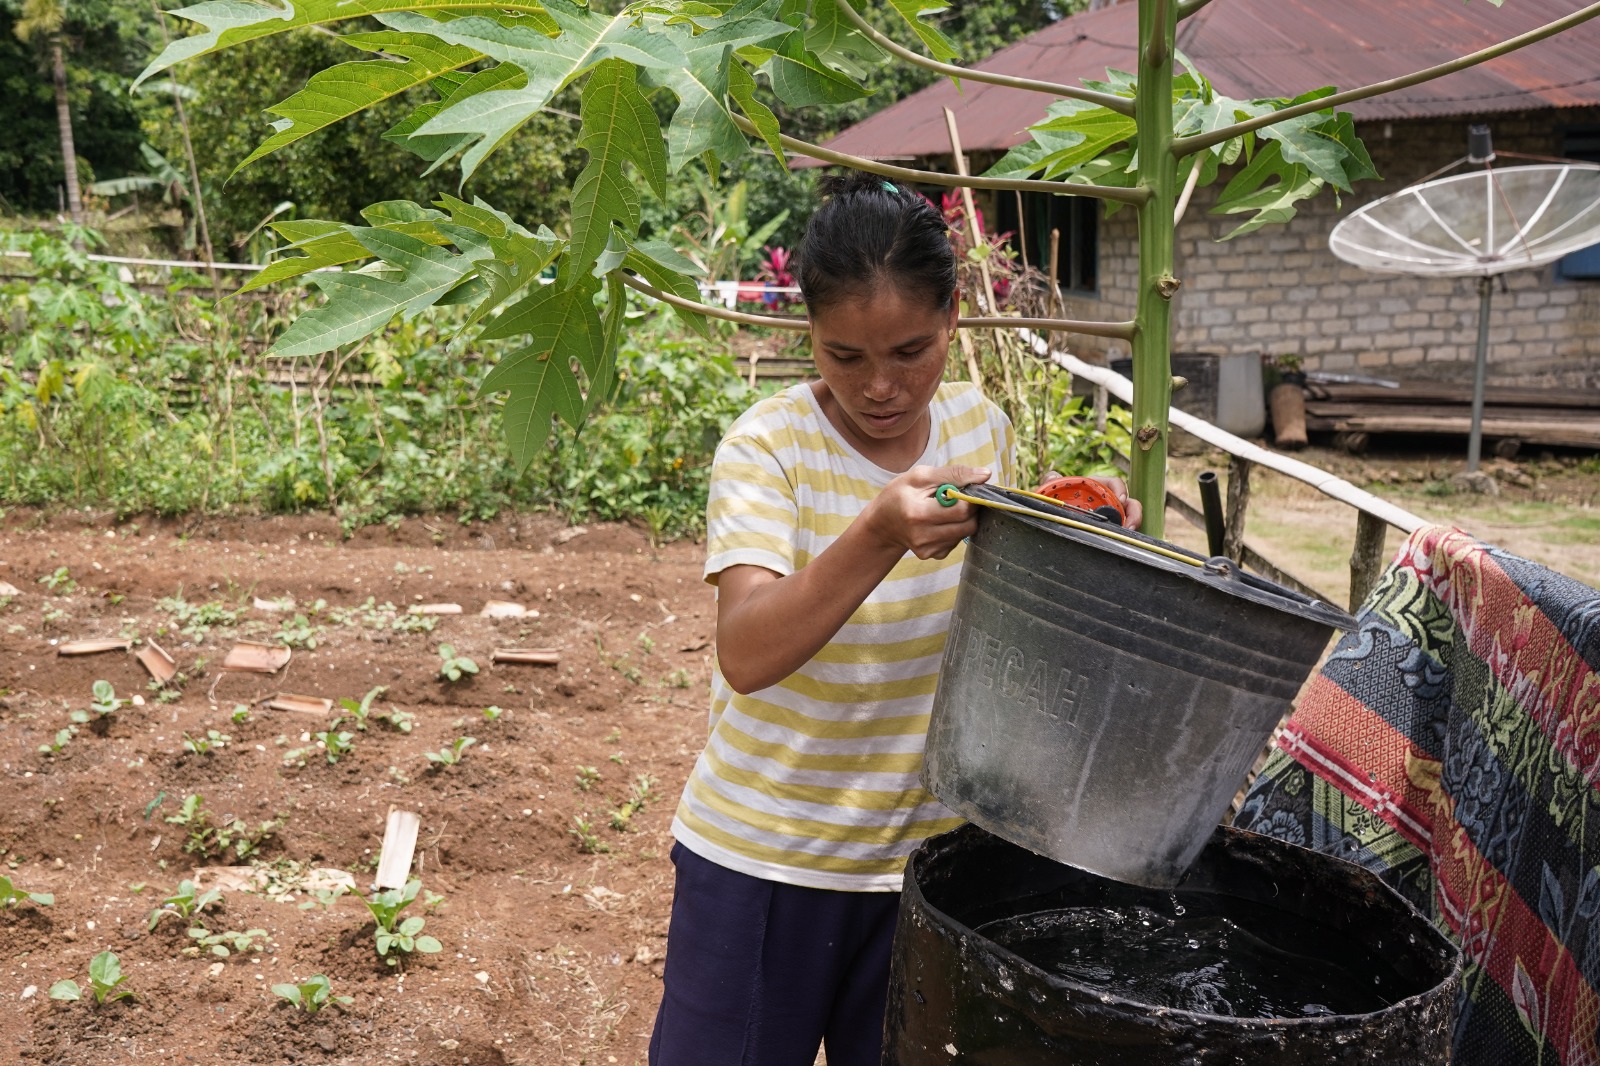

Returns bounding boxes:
[862,464,992,560]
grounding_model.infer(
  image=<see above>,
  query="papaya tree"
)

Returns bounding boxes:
[136,0,1600,535]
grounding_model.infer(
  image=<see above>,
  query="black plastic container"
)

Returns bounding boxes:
[885,824,1461,1065]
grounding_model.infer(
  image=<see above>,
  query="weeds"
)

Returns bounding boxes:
[182,729,230,756]
[574,765,601,792]
[0,875,53,908]
[272,974,351,1013]
[165,794,283,860]
[50,951,132,1004]
[570,815,609,854]
[187,926,270,958]
[37,726,76,757]
[425,736,475,768]
[436,644,478,683]
[147,878,222,931]
[609,774,659,832]
[357,879,442,966]
[274,614,321,649]
[157,594,243,641]
[39,567,76,594]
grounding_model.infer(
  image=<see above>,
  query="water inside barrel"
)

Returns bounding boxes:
[976,901,1399,1019]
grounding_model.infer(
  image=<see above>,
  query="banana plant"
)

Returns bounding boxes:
[137,0,1600,533]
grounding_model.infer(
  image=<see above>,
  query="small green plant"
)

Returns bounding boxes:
[157,593,242,640]
[38,726,77,756]
[39,566,77,594]
[275,614,321,649]
[50,951,132,1004]
[436,644,478,683]
[271,974,351,1013]
[188,926,270,958]
[336,686,386,730]
[297,884,350,911]
[315,729,356,764]
[666,667,693,689]
[165,795,282,860]
[358,879,443,966]
[482,705,504,722]
[0,874,53,908]
[609,774,659,832]
[425,736,476,767]
[570,815,609,854]
[182,729,231,756]
[574,765,601,792]
[230,704,252,725]
[148,879,222,931]
[380,708,415,734]
[70,680,124,725]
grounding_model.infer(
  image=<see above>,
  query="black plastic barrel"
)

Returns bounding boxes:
[926,485,1354,887]
[885,824,1461,1065]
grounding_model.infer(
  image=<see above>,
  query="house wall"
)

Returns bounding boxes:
[1042,107,1600,389]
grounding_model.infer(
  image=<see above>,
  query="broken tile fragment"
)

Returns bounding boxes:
[57,639,132,656]
[135,640,177,684]
[492,648,560,666]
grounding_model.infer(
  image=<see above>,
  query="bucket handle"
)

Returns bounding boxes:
[934,484,1205,571]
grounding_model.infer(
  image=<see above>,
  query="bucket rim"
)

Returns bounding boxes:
[908,826,1464,1028]
[965,484,1356,632]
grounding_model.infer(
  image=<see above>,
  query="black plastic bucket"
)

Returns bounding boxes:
[885,824,1461,1065]
[926,485,1354,887]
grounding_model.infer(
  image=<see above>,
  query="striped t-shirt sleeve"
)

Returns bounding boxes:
[703,433,797,582]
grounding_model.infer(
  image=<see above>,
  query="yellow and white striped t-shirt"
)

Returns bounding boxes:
[672,380,1016,891]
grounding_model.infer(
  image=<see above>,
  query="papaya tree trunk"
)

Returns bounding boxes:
[48,36,83,225]
[1130,0,1179,538]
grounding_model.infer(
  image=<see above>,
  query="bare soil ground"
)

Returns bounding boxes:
[0,509,712,1066]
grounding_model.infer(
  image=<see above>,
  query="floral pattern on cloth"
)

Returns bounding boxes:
[1235,526,1600,1066]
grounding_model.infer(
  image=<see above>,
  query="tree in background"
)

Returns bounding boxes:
[1,0,149,219]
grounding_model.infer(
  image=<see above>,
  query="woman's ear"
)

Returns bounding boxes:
[947,289,961,332]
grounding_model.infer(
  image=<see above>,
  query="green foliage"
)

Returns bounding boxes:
[569,814,608,854]
[164,793,283,860]
[574,764,601,791]
[314,728,356,763]
[0,874,53,908]
[425,735,475,766]
[272,974,351,1013]
[274,614,321,649]
[37,725,76,756]
[181,729,231,756]
[39,566,76,593]
[49,950,133,1004]
[188,925,270,957]
[435,644,477,682]
[357,878,442,965]
[147,877,222,931]
[70,679,123,725]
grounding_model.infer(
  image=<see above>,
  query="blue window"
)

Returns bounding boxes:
[1557,129,1600,280]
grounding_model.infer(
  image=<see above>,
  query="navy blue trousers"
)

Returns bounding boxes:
[648,843,901,1066]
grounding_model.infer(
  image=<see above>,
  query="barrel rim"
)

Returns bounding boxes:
[907,824,1464,1028]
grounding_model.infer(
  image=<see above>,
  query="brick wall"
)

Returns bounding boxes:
[1042,108,1600,388]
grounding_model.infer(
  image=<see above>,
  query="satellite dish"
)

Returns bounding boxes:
[1329,163,1600,471]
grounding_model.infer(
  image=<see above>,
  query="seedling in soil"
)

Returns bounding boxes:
[0,874,53,908]
[570,815,609,854]
[158,594,243,640]
[358,879,443,966]
[336,686,386,731]
[574,765,601,792]
[50,951,132,1004]
[182,729,231,756]
[666,667,693,689]
[38,726,77,757]
[272,974,351,1013]
[187,926,270,958]
[609,775,659,833]
[165,794,283,860]
[296,884,350,911]
[230,705,252,725]
[437,644,478,683]
[71,680,124,725]
[39,566,76,594]
[148,878,222,931]
[425,736,475,767]
[274,614,321,649]
[315,729,356,764]
[482,705,504,722]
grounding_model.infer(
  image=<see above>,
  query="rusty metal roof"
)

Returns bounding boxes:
[814,0,1600,162]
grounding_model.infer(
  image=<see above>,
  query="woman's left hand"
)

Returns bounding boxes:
[1095,477,1143,530]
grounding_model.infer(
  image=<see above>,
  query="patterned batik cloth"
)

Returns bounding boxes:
[1234,526,1600,1066]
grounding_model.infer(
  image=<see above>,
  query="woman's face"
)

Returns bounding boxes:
[808,285,959,470]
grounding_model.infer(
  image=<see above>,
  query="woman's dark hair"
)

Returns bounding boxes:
[797,171,957,314]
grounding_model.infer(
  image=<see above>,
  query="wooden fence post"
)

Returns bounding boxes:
[1348,510,1389,613]
[1222,455,1252,563]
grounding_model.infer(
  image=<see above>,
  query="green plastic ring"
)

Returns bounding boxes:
[934,484,959,507]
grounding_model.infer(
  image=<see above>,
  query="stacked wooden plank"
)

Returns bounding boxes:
[1302,380,1600,451]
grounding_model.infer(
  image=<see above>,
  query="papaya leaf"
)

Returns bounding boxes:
[882,0,957,62]
[270,229,490,357]
[643,0,791,173]
[134,0,552,89]
[241,213,451,293]
[1210,139,1322,240]
[566,60,663,284]
[589,270,628,415]
[623,246,712,338]
[727,61,785,169]
[384,65,526,170]
[764,30,869,107]
[381,1,686,182]
[804,0,884,80]
[477,278,601,468]
[234,32,482,174]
